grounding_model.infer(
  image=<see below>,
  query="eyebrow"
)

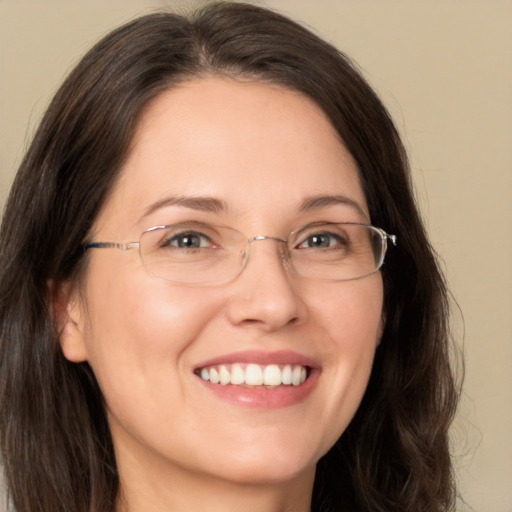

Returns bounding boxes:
[298,194,368,220]
[139,195,228,222]
[139,193,368,223]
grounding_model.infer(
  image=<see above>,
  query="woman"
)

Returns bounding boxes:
[0,3,460,511]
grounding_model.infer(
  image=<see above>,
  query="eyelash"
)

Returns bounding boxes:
[161,231,217,249]
[296,232,347,250]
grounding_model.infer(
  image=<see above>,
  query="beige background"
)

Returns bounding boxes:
[1,1,511,510]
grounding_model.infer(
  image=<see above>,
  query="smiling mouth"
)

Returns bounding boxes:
[195,363,309,387]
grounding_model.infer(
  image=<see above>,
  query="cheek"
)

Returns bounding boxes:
[328,282,382,384]
[80,258,223,389]
[312,275,384,349]
[306,276,383,442]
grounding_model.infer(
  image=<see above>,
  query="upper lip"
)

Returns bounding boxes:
[194,350,319,370]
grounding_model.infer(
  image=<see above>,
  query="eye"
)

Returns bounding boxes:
[297,232,346,249]
[163,231,215,249]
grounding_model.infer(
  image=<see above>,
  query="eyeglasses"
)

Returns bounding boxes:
[84,221,396,286]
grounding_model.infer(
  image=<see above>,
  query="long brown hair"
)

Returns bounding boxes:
[0,3,460,511]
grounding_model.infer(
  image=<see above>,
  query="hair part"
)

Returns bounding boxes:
[0,3,460,511]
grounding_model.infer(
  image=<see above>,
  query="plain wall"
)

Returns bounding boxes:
[1,1,511,510]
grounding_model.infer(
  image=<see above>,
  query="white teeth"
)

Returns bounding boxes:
[219,365,231,385]
[231,363,245,385]
[245,364,263,386]
[282,365,292,385]
[209,367,220,384]
[263,364,281,386]
[291,365,303,386]
[197,363,308,387]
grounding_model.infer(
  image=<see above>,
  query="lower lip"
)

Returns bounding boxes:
[197,369,319,409]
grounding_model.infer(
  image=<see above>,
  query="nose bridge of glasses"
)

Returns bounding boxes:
[248,235,287,244]
[243,235,290,268]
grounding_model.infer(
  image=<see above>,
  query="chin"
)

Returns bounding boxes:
[203,444,319,486]
[219,462,314,487]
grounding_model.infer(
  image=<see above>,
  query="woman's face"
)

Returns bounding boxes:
[62,77,383,493]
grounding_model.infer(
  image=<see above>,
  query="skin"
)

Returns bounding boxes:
[60,77,384,512]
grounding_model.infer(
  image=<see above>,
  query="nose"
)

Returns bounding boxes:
[225,237,307,331]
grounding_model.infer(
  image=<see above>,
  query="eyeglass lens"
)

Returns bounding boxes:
[138,222,387,285]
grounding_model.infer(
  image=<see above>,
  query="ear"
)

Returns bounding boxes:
[48,279,89,363]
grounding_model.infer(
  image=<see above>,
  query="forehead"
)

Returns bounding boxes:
[96,77,368,233]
